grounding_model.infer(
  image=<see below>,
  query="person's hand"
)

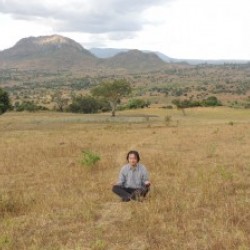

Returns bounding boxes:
[144,181,151,187]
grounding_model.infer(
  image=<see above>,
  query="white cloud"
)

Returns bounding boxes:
[0,13,53,49]
[108,0,250,60]
[0,0,169,34]
[0,0,249,59]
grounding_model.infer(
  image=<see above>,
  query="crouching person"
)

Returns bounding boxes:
[112,150,151,202]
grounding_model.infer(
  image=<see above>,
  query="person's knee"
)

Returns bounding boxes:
[112,184,120,193]
[112,185,116,192]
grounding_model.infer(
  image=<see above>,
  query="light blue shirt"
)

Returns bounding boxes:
[117,163,149,189]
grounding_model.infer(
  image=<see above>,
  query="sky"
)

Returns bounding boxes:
[0,0,250,60]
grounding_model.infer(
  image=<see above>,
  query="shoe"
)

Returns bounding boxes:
[131,190,141,201]
[121,197,131,202]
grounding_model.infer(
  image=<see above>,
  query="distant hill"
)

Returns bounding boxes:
[89,48,129,59]
[0,35,98,72]
[102,49,167,72]
[90,48,172,62]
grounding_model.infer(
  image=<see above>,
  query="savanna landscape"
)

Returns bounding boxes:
[0,35,250,250]
[0,107,250,249]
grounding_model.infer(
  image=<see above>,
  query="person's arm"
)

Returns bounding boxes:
[116,166,126,186]
[141,166,150,186]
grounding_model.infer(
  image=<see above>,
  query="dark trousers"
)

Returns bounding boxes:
[112,185,149,201]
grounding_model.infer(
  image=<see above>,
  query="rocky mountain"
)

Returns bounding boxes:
[0,35,98,72]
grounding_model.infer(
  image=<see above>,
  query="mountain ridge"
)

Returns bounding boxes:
[1,35,249,74]
[0,35,167,73]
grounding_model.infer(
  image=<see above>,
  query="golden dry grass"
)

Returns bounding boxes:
[0,108,249,249]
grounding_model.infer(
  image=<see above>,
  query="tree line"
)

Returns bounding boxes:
[1,80,150,116]
[0,81,227,117]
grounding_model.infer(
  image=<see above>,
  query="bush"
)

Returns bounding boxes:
[81,151,101,168]
[15,101,48,112]
[97,97,112,112]
[244,103,250,109]
[166,105,173,109]
[67,95,110,114]
[172,99,201,108]
[172,96,222,109]
[68,96,99,113]
[201,96,222,107]
[126,99,150,109]
[0,88,11,115]
[117,98,150,110]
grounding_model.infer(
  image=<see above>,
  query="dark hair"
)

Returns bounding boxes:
[126,150,140,162]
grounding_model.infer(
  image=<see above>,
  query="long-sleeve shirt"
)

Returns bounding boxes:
[117,163,149,189]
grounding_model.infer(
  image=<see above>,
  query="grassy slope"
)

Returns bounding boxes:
[0,107,249,249]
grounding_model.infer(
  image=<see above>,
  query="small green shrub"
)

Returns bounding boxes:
[126,98,150,109]
[81,151,101,167]
[164,115,172,126]
[217,165,233,181]
[91,239,107,250]
[0,235,12,249]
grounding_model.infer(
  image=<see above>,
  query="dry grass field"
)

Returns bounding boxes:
[0,107,249,249]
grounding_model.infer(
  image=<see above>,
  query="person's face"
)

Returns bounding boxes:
[128,153,138,166]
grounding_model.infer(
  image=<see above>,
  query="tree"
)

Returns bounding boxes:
[91,79,131,116]
[68,95,100,114]
[0,88,11,115]
[52,92,69,112]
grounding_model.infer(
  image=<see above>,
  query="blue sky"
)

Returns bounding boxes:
[0,0,249,59]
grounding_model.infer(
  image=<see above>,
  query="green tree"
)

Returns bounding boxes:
[68,95,100,114]
[91,79,131,116]
[0,88,11,115]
